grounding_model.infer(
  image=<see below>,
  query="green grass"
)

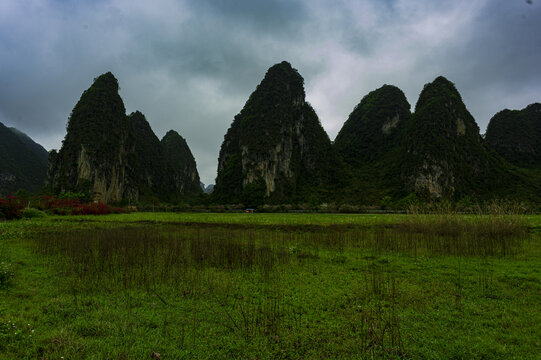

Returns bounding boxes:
[1,213,540,359]
[45,211,541,228]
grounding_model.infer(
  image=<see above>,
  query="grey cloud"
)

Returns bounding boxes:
[0,0,540,186]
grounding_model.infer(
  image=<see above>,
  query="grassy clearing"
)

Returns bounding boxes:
[0,213,540,359]
[49,211,541,229]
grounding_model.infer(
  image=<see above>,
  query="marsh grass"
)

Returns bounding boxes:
[20,211,536,359]
[35,218,528,292]
[36,227,292,291]
[401,202,528,256]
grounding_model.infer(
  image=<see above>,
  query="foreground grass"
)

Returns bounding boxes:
[0,213,540,359]
[50,211,541,229]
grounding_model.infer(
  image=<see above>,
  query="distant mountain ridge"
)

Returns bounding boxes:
[0,122,48,194]
[200,182,214,194]
[485,103,541,169]
[1,64,539,205]
[161,129,201,196]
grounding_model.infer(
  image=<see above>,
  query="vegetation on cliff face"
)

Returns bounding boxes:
[402,76,496,198]
[127,111,173,199]
[161,130,202,197]
[333,85,412,202]
[0,122,48,194]
[49,72,134,202]
[335,85,411,166]
[23,68,539,206]
[48,73,202,203]
[404,77,541,201]
[334,77,540,203]
[486,103,541,169]
[213,61,340,205]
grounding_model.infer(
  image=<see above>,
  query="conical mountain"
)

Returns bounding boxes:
[334,85,411,201]
[335,85,411,165]
[0,122,48,194]
[48,73,203,202]
[485,103,541,168]
[214,61,338,204]
[49,72,136,202]
[127,111,173,199]
[161,130,202,196]
[401,76,497,198]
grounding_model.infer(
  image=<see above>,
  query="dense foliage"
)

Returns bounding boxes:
[486,103,541,168]
[0,122,48,194]
[334,84,411,165]
[405,77,541,201]
[0,195,27,220]
[333,76,541,204]
[38,195,127,215]
[333,85,412,203]
[402,76,495,197]
[3,68,540,206]
[161,130,202,197]
[48,72,130,199]
[47,73,202,203]
[127,111,176,200]
[214,61,341,204]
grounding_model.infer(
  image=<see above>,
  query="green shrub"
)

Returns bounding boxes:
[0,262,14,288]
[22,208,47,219]
[380,196,393,210]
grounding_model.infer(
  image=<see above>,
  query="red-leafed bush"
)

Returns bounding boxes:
[37,195,128,216]
[0,196,27,220]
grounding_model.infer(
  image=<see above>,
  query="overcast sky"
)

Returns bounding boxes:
[1,0,539,185]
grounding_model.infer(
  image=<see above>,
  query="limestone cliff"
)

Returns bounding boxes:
[48,73,137,202]
[47,73,202,202]
[335,85,411,165]
[333,77,528,201]
[161,130,202,196]
[485,103,541,168]
[402,76,498,198]
[214,61,337,204]
[333,85,411,202]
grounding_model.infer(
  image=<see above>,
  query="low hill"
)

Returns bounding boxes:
[0,123,48,194]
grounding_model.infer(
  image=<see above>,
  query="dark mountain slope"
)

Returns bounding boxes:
[214,61,340,204]
[0,123,48,194]
[48,72,135,202]
[161,130,202,197]
[485,103,541,168]
[48,73,203,202]
[333,85,411,202]
[334,77,540,202]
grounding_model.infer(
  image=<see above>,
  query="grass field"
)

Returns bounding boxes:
[1,212,540,359]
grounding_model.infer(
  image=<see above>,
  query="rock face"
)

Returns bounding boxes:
[48,73,202,202]
[0,122,48,194]
[49,73,136,202]
[485,103,541,168]
[333,85,411,202]
[214,61,337,203]
[334,77,520,200]
[335,85,411,166]
[161,130,202,196]
[402,76,495,198]
[127,111,173,198]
